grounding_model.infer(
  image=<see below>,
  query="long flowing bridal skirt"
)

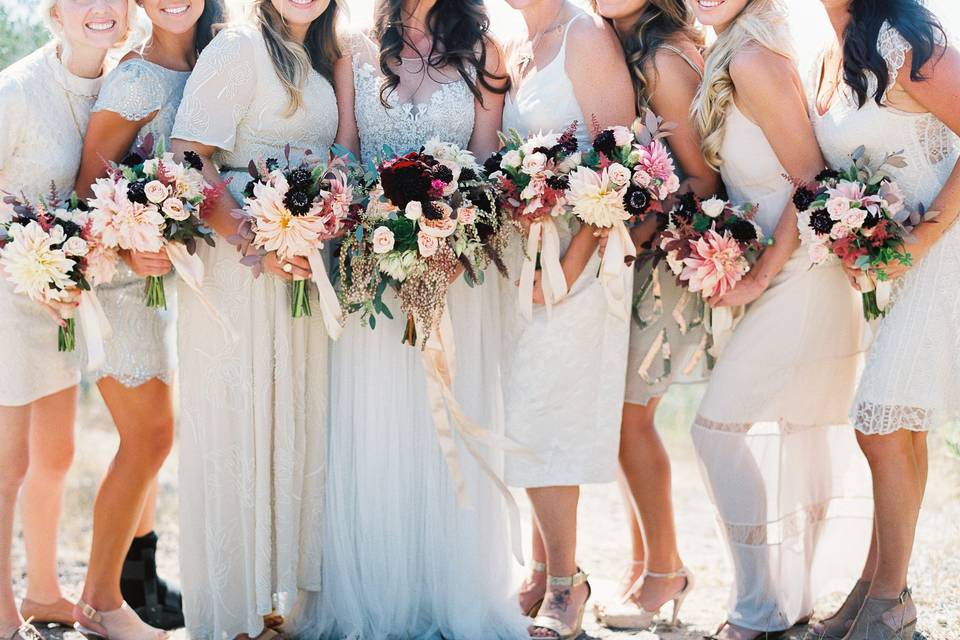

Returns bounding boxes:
[289,275,527,640]
[177,174,329,639]
[691,254,874,632]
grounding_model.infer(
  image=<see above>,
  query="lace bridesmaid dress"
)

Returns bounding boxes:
[812,23,960,434]
[171,25,334,639]
[87,58,187,386]
[500,14,631,488]
[288,33,526,640]
[0,43,99,405]
[690,96,873,629]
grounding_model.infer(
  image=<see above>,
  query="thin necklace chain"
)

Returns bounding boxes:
[517,3,567,73]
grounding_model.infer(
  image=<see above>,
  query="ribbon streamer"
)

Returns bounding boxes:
[518,219,568,320]
[599,221,636,321]
[420,308,532,564]
[706,304,743,358]
[76,291,112,372]
[856,272,892,312]
[166,242,238,343]
[305,252,344,340]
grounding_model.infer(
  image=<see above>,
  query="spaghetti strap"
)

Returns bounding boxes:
[560,12,590,50]
[658,43,703,79]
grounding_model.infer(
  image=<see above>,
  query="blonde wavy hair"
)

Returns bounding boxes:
[691,0,793,170]
[252,0,342,116]
[40,0,141,48]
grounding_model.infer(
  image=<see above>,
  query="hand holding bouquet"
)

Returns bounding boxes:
[87,134,215,310]
[232,147,359,335]
[339,139,507,348]
[484,124,581,317]
[0,191,115,365]
[568,112,682,317]
[794,147,913,319]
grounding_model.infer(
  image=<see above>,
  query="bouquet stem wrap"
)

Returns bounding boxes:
[305,252,344,340]
[706,304,743,358]
[519,219,568,320]
[599,221,636,320]
[420,308,531,564]
[75,291,113,371]
[166,242,239,343]
[855,271,892,321]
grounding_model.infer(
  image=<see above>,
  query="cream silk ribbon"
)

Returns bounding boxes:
[518,219,568,320]
[165,242,238,343]
[74,290,112,372]
[856,272,892,311]
[420,308,531,565]
[305,252,344,340]
[706,304,744,358]
[599,221,636,321]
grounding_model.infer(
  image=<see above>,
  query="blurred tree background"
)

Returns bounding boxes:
[0,5,48,70]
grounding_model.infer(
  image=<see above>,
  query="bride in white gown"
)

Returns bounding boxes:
[289,2,527,638]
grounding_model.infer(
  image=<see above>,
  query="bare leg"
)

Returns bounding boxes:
[134,481,158,538]
[77,377,173,636]
[20,386,77,605]
[856,430,923,599]
[526,486,588,639]
[0,403,32,635]
[518,519,548,615]
[619,399,686,609]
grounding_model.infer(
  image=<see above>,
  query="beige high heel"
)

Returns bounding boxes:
[1,619,42,640]
[528,569,591,640]
[19,597,76,627]
[521,560,548,617]
[594,566,694,630]
[842,587,917,640]
[73,600,169,639]
[811,579,870,639]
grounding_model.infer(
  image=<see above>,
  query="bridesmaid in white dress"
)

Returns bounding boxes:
[0,2,129,638]
[68,1,225,636]
[170,1,343,638]
[499,1,634,638]
[288,2,526,638]
[686,1,873,639]
[810,2,960,638]
[586,0,720,629]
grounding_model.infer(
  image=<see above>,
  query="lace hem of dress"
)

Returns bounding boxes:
[91,369,173,389]
[852,401,937,435]
[718,496,872,546]
[692,415,843,436]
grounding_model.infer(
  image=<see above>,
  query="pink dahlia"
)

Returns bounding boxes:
[680,229,749,300]
[636,139,676,183]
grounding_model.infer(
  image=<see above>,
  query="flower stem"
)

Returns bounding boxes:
[145,276,167,309]
[58,318,76,352]
[291,279,312,318]
[402,314,417,347]
[862,290,883,321]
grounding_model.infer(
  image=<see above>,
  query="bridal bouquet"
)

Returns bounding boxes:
[484,123,582,317]
[794,148,912,319]
[87,134,215,310]
[0,192,115,360]
[339,139,507,347]
[232,147,358,334]
[568,113,682,316]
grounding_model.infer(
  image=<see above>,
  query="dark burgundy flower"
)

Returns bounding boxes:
[183,151,203,172]
[459,167,477,183]
[792,186,817,212]
[815,168,841,182]
[624,185,650,216]
[726,218,758,243]
[532,146,551,156]
[592,129,617,157]
[809,209,835,234]
[432,163,454,184]
[558,129,579,153]
[284,188,313,216]
[380,158,433,209]
[288,167,313,190]
[423,202,444,221]
[127,180,149,205]
[121,152,144,167]
[483,153,503,176]
[671,192,699,225]
[546,175,569,191]
[265,158,280,172]
[862,211,881,229]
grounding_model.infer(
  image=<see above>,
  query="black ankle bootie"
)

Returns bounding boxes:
[120,531,185,630]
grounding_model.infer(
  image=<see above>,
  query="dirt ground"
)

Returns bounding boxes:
[11,384,960,640]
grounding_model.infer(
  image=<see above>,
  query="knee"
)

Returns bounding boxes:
[856,430,912,466]
[120,416,175,470]
[0,455,29,495]
[28,435,75,477]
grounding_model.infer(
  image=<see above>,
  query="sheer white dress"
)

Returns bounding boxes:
[812,22,960,435]
[0,43,99,405]
[689,84,873,629]
[88,58,185,386]
[288,33,526,640]
[171,24,334,639]
[500,14,631,488]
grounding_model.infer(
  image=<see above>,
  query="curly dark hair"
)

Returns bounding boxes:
[194,0,227,53]
[842,0,946,108]
[371,0,508,109]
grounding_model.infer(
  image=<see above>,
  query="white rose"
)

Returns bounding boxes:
[632,169,652,188]
[612,126,633,147]
[63,236,89,257]
[163,198,190,221]
[841,206,868,230]
[607,163,632,186]
[457,205,476,225]
[826,197,850,220]
[49,225,66,245]
[701,197,727,219]
[372,226,395,254]
[404,201,423,221]
[808,242,830,265]
[144,180,169,204]
[521,152,548,176]
[501,150,522,170]
[417,231,439,258]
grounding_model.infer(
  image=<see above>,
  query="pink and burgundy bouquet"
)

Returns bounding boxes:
[0,191,116,356]
[339,140,507,347]
[87,134,215,310]
[794,148,913,320]
[568,113,682,316]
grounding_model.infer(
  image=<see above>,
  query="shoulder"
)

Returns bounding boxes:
[102,57,160,90]
[203,23,262,57]
[729,43,797,96]
[565,11,621,56]
[1,44,49,91]
[647,39,703,82]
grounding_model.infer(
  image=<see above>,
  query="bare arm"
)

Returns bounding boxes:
[469,37,508,160]
[332,51,360,158]
[715,45,825,307]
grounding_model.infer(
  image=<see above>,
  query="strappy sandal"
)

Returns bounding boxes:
[595,566,694,630]
[1,619,42,640]
[528,568,591,640]
[810,579,870,639]
[843,587,917,640]
[521,560,547,617]
[73,599,169,639]
[19,597,76,627]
